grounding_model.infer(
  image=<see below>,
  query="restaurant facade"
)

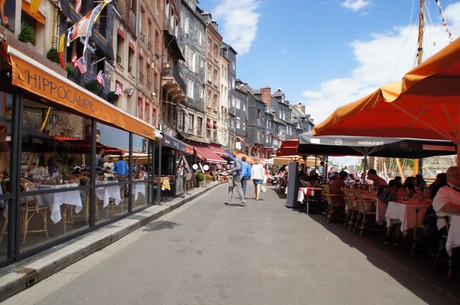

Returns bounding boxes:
[0,37,164,267]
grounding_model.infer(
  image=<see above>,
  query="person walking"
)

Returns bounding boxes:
[241,156,251,196]
[251,158,265,201]
[225,150,246,206]
[176,159,186,198]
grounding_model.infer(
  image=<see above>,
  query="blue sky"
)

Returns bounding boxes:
[199,0,460,125]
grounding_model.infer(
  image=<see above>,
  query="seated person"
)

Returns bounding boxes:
[330,170,348,207]
[433,166,460,217]
[377,180,398,205]
[403,176,417,199]
[307,169,320,184]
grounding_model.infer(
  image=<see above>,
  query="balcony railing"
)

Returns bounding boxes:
[162,66,186,94]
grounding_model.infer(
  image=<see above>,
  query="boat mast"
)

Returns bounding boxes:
[417,0,425,65]
[414,0,425,175]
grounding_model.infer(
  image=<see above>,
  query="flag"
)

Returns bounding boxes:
[58,33,66,69]
[30,0,42,13]
[82,1,109,59]
[69,1,110,41]
[75,57,87,74]
[75,0,82,13]
[96,70,105,87]
[115,82,124,97]
[71,51,77,67]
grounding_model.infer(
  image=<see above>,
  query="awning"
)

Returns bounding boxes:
[188,143,227,163]
[8,46,155,140]
[206,121,213,129]
[207,143,228,157]
[213,121,218,129]
[162,134,186,152]
[22,0,46,25]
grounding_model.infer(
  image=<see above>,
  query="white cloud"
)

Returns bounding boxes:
[212,0,260,54]
[302,4,460,125]
[341,0,371,11]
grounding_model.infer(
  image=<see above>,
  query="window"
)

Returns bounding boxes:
[187,79,194,98]
[128,45,135,74]
[116,33,124,65]
[178,111,185,131]
[188,114,194,133]
[237,117,241,129]
[197,117,203,135]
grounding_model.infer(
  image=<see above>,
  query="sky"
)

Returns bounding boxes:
[199,0,460,125]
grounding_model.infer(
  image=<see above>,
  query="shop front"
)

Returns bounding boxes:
[0,42,159,267]
[154,133,193,197]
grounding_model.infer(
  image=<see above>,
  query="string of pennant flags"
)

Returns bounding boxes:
[58,0,111,74]
[435,0,453,43]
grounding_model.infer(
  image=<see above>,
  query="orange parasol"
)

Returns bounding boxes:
[314,37,460,164]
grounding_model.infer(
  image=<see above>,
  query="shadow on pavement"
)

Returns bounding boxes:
[303,211,460,305]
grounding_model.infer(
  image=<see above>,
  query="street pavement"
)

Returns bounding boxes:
[2,182,460,305]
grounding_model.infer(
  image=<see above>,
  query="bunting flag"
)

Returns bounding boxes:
[75,57,87,74]
[71,51,77,67]
[69,0,110,41]
[96,70,105,87]
[30,0,42,13]
[75,0,82,13]
[435,0,453,42]
[58,33,66,69]
[115,82,124,97]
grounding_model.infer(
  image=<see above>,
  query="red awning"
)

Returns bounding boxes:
[188,143,226,163]
[213,121,218,129]
[206,121,213,129]
[207,143,228,157]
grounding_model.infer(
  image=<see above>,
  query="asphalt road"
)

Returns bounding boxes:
[5,183,460,305]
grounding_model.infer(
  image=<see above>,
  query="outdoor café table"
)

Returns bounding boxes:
[385,200,429,234]
[35,183,82,224]
[132,179,146,201]
[297,187,322,214]
[96,180,121,208]
[446,214,460,257]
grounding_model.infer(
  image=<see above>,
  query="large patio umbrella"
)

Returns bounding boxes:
[298,132,456,159]
[275,139,321,167]
[313,37,460,164]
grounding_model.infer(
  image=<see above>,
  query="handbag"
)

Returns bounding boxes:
[260,184,266,193]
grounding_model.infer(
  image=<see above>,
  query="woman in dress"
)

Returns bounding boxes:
[251,158,265,201]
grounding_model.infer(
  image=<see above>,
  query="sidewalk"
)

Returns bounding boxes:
[0,181,221,302]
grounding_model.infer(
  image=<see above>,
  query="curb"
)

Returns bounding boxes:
[0,182,221,302]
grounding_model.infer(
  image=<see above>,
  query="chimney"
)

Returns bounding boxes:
[260,87,271,111]
[297,102,306,114]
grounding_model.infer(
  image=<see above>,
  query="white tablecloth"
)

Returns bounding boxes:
[446,215,460,257]
[35,183,83,224]
[297,187,322,202]
[96,181,121,208]
[132,180,146,201]
[385,201,427,233]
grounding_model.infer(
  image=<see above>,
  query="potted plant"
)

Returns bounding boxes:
[18,25,36,45]
[46,47,59,63]
[85,80,102,94]
[66,63,78,78]
[107,91,119,103]
[196,172,205,186]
